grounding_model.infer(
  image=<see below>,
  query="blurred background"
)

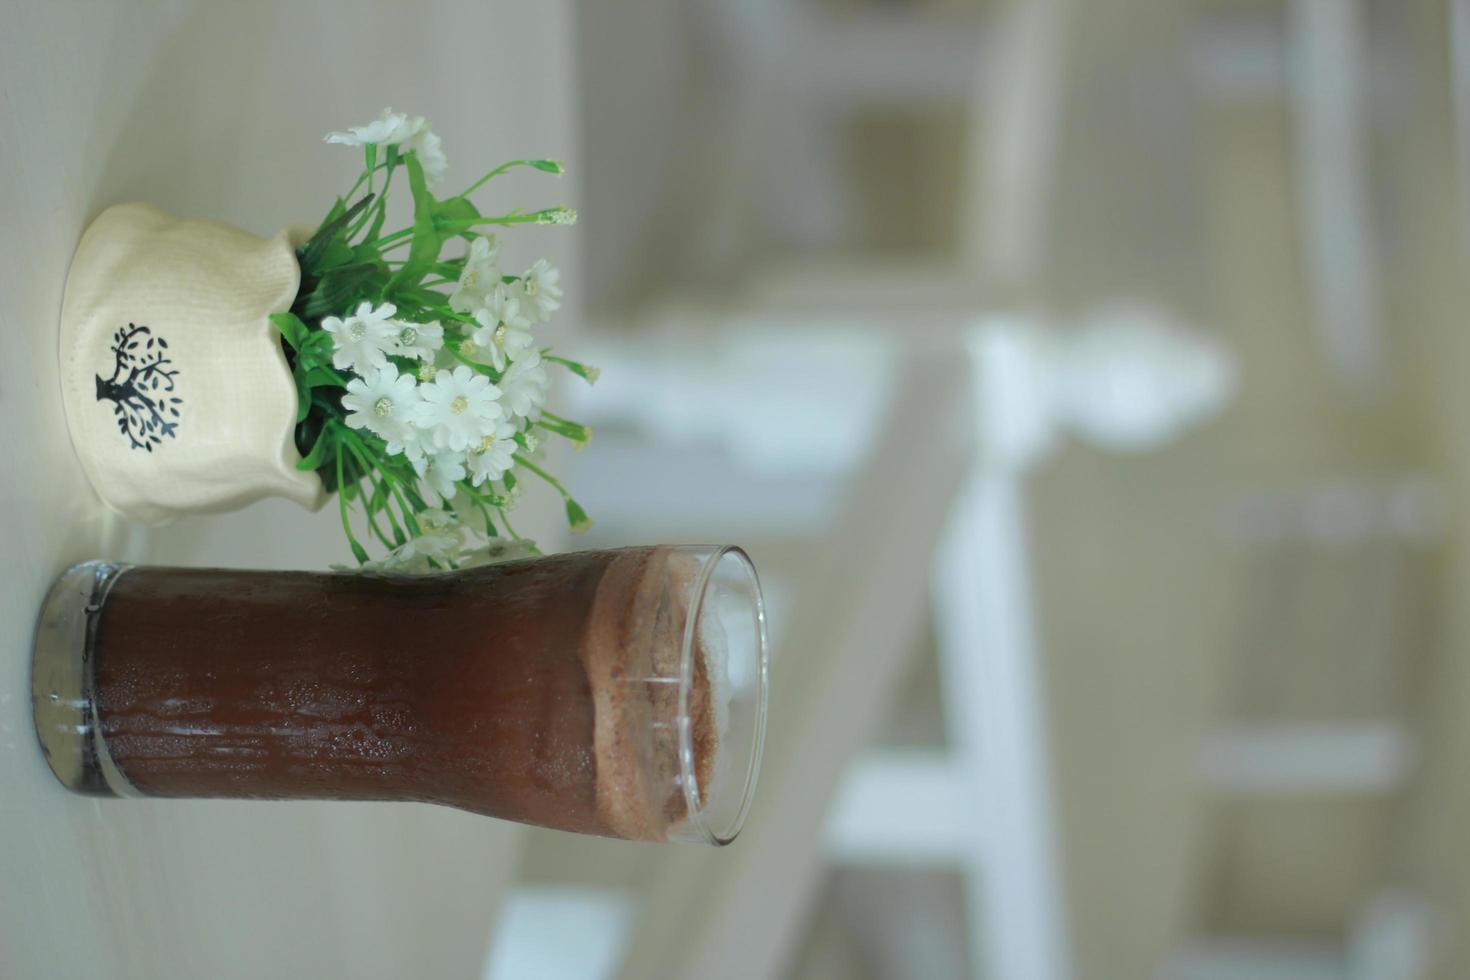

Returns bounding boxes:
[503,1,1470,978]
[6,1,1470,978]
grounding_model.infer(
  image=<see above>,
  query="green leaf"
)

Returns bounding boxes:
[349,540,371,565]
[321,196,347,226]
[385,153,444,293]
[298,261,386,319]
[296,424,334,471]
[433,196,481,241]
[529,159,565,174]
[298,194,374,273]
[353,241,383,265]
[294,371,313,423]
[302,329,337,362]
[315,238,355,272]
[270,312,309,351]
[303,365,340,390]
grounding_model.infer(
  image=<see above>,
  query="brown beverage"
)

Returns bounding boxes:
[32,546,768,844]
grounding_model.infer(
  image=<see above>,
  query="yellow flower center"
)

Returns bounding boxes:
[472,434,495,455]
[347,322,367,342]
[450,395,470,415]
[398,326,418,346]
[459,339,477,356]
[524,277,539,297]
[372,397,393,418]
[464,271,479,287]
[492,323,507,347]
[417,364,436,382]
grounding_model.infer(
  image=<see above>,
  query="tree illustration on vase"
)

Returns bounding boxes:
[95,323,182,452]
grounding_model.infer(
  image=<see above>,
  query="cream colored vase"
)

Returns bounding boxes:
[59,203,326,525]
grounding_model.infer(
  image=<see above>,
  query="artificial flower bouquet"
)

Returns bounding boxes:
[274,108,594,571]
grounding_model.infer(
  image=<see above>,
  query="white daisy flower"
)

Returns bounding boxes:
[499,349,550,420]
[325,108,418,147]
[388,423,429,462]
[325,108,447,187]
[407,127,448,187]
[519,259,563,323]
[414,365,503,452]
[449,236,501,314]
[466,419,518,487]
[341,364,420,451]
[413,450,467,503]
[322,301,398,374]
[386,319,443,362]
[470,288,534,371]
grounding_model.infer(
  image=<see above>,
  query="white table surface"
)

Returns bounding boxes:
[0,3,579,977]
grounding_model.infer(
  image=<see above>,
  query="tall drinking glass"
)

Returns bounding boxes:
[32,546,768,845]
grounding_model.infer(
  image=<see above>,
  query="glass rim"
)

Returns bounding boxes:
[676,544,769,845]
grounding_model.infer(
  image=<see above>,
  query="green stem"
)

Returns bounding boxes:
[464,493,496,537]
[430,306,478,324]
[335,448,367,561]
[342,429,412,488]
[513,454,568,497]
[342,440,401,547]
[350,157,397,240]
[371,227,415,250]
[497,506,523,540]
[542,354,595,379]
[536,418,587,443]
[448,347,500,379]
[339,428,424,538]
[460,483,506,507]
[391,476,426,528]
[369,212,538,251]
[341,160,390,206]
[436,214,541,233]
[460,159,540,199]
[361,503,396,549]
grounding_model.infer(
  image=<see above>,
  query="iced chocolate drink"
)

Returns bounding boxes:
[32,546,768,845]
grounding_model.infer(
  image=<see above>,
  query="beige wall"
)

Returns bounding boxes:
[1387,5,1470,978]
[1031,10,1423,976]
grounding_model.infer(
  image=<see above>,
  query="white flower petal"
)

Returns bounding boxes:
[520,259,563,323]
[323,302,399,375]
[499,350,550,420]
[413,365,504,452]
[325,108,415,147]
